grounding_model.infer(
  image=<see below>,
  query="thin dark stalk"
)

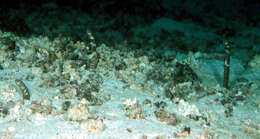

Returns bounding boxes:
[224,41,231,89]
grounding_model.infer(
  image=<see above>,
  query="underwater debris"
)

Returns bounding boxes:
[80,119,104,133]
[154,110,177,126]
[15,79,30,100]
[1,37,17,50]
[165,81,206,101]
[126,128,132,133]
[66,98,93,121]
[65,98,104,133]
[30,100,52,115]
[124,98,145,119]
[224,104,233,117]
[62,101,71,111]
[173,62,200,84]
[154,101,167,110]
[174,127,190,138]
[143,99,152,105]
[0,106,9,118]
[199,128,217,139]
[6,100,15,109]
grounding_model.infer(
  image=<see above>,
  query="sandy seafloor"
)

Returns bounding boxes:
[1,52,260,139]
[0,3,260,139]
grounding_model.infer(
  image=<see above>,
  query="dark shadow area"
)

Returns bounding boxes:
[0,0,259,56]
[1,0,259,35]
